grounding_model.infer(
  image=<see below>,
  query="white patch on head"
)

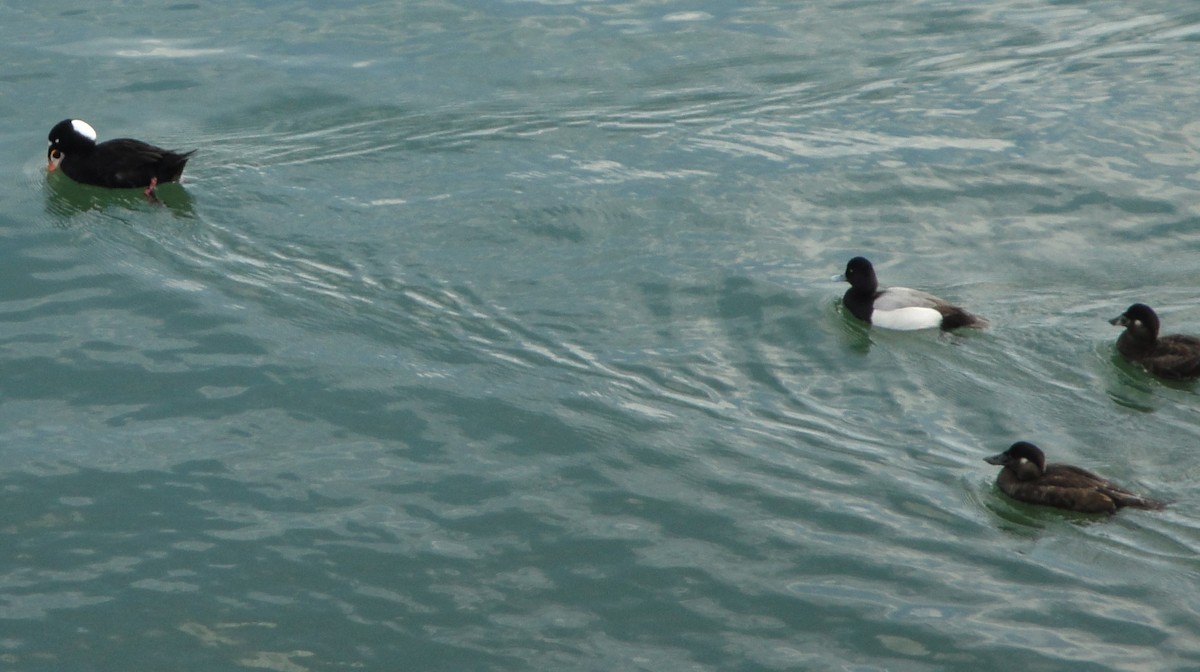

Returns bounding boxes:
[871,306,944,330]
[71,119,97,142]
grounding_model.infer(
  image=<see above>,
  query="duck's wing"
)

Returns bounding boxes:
[92,139,193,188]
[1040,464,1110,488]
[1042,464,1165,511]
[1142,335,1200,379]
[873,286,942,312]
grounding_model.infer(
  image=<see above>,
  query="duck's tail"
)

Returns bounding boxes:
[161,150,196,183]
[939,308,988,331]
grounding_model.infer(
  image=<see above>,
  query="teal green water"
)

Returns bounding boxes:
[2,1,1200,669]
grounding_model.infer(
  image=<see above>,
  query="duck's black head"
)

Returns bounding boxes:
[984,441,1046,474]
[838,256,879,294]
[47,118,97,172]
[1110,303,1160,341]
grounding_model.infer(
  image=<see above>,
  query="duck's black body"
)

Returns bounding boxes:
[1110,303,1200,380]
[984,442,1164,514]
[837,256,987,331]
[48,118,194,190]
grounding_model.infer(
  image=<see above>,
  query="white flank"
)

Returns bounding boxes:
[871,306,944,330]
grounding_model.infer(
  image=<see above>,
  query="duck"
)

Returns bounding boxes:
[984,441,1165,514]
[835,256,986,331]
[1110,303,1200,380]
[47,118,194,199]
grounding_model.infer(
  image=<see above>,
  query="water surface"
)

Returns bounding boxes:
[2,1,1200,670]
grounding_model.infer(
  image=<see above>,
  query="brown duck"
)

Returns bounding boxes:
[984,442,1165,514]
[1110,303,1200,380]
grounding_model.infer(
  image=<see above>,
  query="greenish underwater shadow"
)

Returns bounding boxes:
[43,172,195,221]
[832,299,874,354]
[1101,347,1197,413]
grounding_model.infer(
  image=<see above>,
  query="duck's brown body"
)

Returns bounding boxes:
[1111,303,1200,380]
[985,442,1164,514]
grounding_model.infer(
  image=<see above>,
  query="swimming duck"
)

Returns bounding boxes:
[1110,303,1200,380]
[836,256,986,331]
[984,441,1164,514]
[47,118,194,199]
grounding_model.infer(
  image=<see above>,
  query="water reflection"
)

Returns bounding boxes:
[43,173,195,220]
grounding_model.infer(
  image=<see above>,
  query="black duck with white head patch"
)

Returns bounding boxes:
[1110,303,1200,380]
[984,441,1165,514]
[48,118,194,199]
